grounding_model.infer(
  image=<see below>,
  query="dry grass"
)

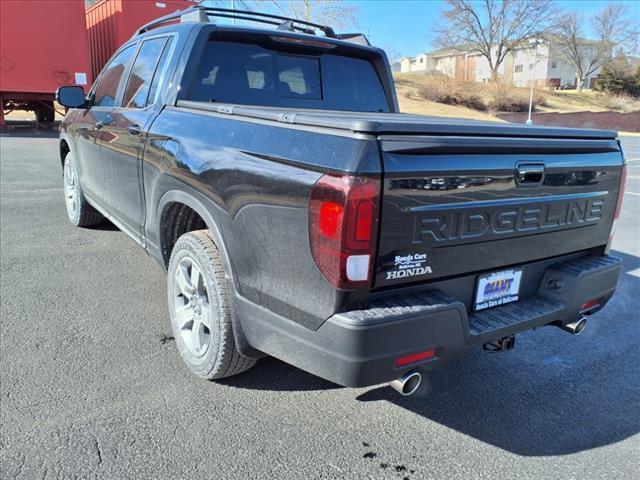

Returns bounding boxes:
[536,89,640,113]
[395,73,503,121]
[412,73,487,110]
[394,72,639,118]
[395,73,543,116]
[486,80,546,112]
[603,94,640,113]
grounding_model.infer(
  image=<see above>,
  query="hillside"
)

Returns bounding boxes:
[394,72,640,120]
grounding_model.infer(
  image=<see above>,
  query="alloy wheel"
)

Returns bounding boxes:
[173,257,212,357]
[64,158,78,221]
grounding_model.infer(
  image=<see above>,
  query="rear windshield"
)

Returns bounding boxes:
[188,40,390,112]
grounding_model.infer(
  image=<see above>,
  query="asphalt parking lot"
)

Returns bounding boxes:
[1,130,639,480]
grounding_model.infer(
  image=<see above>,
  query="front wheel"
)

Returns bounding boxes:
[167,230,256,380]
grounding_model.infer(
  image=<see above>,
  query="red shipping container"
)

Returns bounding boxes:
[86,0,194,80]
[0,0,92,123]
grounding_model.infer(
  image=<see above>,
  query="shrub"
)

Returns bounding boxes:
[594,52,639,97]
[603,94,640,113]
[417,74,486,111]
[406,72,545,113]
[487,80,545,112]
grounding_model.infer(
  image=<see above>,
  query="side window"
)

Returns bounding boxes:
[146,37,174,107]
[122,37,168,109]
[93,45,136,108]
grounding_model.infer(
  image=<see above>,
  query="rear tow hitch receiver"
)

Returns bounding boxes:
[483,335,516,352]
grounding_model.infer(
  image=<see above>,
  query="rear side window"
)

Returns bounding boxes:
[189,40,389,112]
[93,45,136,107]
[147,37,174,107]
[122,37,169,109]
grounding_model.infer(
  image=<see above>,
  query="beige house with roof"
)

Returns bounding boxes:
[399,40,608,89]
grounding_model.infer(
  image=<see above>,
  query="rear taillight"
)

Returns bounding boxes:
[607,164,627,251]
[309,173,380,289]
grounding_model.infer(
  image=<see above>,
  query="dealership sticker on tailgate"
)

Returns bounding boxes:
[475,269,523,311]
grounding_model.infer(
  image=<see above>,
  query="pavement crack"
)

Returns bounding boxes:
[17,453,26,476]
[93,437,103,466]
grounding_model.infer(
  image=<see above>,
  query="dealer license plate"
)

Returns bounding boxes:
[474,269,523,311]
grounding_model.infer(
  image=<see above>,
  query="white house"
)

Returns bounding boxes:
[399,39,607,89]
[399,53,430,73]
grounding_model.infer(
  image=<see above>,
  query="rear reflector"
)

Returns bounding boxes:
[580,299,601,313]
[395,349,436,367]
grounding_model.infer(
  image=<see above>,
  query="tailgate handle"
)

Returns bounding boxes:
[516,163,545,186]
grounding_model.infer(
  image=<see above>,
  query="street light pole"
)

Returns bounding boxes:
[526,39,540,126]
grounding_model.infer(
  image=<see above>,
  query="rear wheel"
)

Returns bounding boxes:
[167,230,255,380]
[63,152,103,227]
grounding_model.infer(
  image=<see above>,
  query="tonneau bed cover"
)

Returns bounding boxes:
[176,100,617,139]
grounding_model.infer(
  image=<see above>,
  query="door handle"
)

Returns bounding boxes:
[128,124,141,136]
[94,121,104,129]
[516,163,545,186]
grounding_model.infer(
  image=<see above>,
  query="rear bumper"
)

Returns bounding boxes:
[235,254,621,387]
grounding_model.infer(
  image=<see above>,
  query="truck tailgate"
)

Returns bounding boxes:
[374,135,624,289]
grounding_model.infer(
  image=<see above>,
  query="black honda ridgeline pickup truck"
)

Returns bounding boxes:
[56,7,626,395]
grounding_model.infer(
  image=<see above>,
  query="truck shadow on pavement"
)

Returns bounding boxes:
[356,249,640,456]
[220,357,341,392]
[87,218,120,231]
[225,250,639,456]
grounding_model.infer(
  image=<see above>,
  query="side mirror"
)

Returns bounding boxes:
[56,86,87,108]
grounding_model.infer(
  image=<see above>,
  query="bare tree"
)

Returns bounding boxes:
[207,0,357,32]
[381,45,402,64]
[265,0,358,31]
[554,4,639,92]
[434,0,558,81]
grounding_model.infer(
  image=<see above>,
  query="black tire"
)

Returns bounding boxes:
[63,152,103,227]
[167,230,256,380]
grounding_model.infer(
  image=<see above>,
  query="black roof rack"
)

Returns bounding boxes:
[136,6,199,35]
[135,6,337,38]
[203,7,337,38]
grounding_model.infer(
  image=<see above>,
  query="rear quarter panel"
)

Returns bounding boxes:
[143,107,381,329]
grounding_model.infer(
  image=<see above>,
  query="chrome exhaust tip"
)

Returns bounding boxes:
[558,317,588,335]
[389,371,422,396]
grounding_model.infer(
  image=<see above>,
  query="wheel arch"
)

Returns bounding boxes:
[156,188,262,359]
[59,138,70,169]
[156,189,236,286]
